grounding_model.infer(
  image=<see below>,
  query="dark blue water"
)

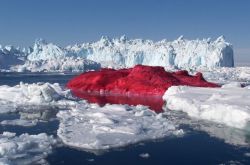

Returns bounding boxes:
[1,72,250,165]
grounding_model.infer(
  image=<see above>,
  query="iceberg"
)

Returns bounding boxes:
[66,65,218,96]
[0,45,26,70]
[66,35,234,68]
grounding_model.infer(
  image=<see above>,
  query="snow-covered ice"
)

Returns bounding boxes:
[0,132,56,165]
[163,84,250,129]
[57,103,184,151]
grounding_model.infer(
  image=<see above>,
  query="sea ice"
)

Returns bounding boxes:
[0,119,38,127]
[57,103,184,151]
[0,132,56,165]
[163,84,250,129]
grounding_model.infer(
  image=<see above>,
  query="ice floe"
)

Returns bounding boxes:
[57,103,184,151]
[163,84,250,129]
[0,132,56,165]
[0,119,38,127]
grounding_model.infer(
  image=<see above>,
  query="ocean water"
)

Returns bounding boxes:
[1,72,250,165]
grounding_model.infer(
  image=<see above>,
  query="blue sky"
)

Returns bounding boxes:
[0,0,249,63]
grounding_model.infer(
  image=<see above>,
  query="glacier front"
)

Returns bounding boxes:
[66,35,234,68]
[0,36,234,72]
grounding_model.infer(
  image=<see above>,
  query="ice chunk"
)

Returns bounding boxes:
[0,82,77,114]
[163,85,250,129]
[139,153,150,158]
[57,103,183,151]
[0,132,56,165]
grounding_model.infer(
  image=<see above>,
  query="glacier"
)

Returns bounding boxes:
[66,35,234,68]
[0,36,234,72]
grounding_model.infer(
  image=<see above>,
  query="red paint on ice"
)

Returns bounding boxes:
[67,65,219,112]
[67,65,219,96]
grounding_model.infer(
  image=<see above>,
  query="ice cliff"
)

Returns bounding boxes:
[0,36,234,72]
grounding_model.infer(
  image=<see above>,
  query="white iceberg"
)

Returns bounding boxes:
[0,132,56,165]
[57,103,183,151]
[163,84,250,129]
[0,45,26,71]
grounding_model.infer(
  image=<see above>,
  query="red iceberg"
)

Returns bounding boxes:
[67,65,219,112]
[67,65,219,96]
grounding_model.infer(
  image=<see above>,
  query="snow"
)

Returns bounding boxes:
[57,103,184,151]
[163,84,250,129]
[0,132,56,165]
[1,36,234,72]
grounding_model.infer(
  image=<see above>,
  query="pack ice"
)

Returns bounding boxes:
[163,84,250,129]
[57,103,183,151]
[0,132,56,165]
